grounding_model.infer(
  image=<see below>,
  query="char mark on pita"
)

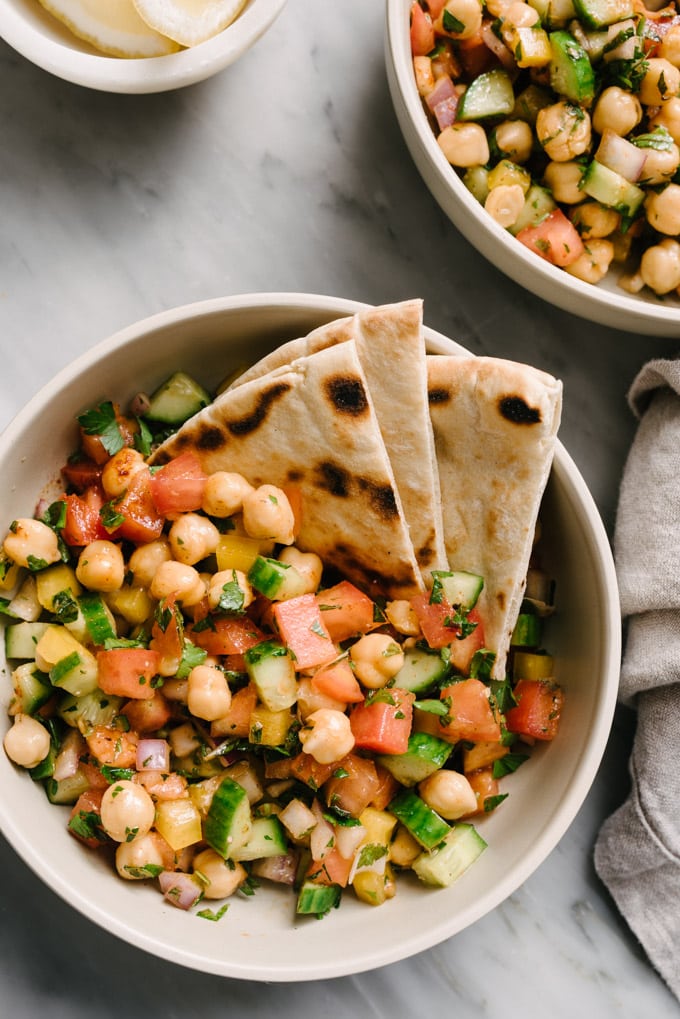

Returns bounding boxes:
[324,375,369,416]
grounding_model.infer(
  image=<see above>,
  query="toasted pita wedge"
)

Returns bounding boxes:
[427,355,562,679]
[228,300,448,582]
[152,341,425,600]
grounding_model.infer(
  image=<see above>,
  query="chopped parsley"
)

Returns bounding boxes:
[77,401,125,456]
[196,903,230,921]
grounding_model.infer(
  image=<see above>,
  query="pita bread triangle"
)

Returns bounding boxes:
[151,339,425,601]
[427,354,562,679]
[227,300,448,584]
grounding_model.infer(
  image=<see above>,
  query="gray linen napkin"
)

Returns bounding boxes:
[594,359,680,1001]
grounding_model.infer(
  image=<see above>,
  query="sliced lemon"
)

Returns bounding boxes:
[132,0,248,47]
[38,0,180,57]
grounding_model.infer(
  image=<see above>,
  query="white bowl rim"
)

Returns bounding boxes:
[0,293,622,980]
[0,0,288,93]
[385,0,680,336]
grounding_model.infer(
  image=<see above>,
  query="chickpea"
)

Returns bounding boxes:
[299,708,355,764]
[3,518,61,570]
[536,102,591,162]
[569,201,619,238]
[207,569,254,611]
[76,540,125,592]
[413,55,435,97]
[278,546,323,594]
[3,714,51,768]
[193,849,247,899]
[436,0,483,40]
[592,86,642,137]
[150,560,205,607]
[101,448,147,499]
[418,770,478,820]
[129,537,172,587]
[169,513,220,566]
[115,831,167,880]
[187,664,232,721]
[565,239,615,284]
[648,97,680,144]
[485,184,526,228]
[494,120,533,164]
[100,779,155,843]
[385,599,421,637]
[161,678,189,703]
[660,25,680,68]
[202,471,254,519]
[645,183,680,236]
[438,122,490,167]
[640,238,680,295]
[639,141,680,186]
[349,633,405,689]
[543,161,585,204]
[389,825,422,867]
[640,58,680,106]
[242,485,295,545]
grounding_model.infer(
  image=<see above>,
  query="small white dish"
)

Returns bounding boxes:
[0,0,287,93]
[0,293,621,980]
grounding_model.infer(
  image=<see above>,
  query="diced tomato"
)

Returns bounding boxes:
[150,596,183,673]
[411,593,486,668]
[61,457,104,493]
[189,616,266,656]
[350,688,415,755]
[150,452,208,515]
[307,848,353,888]
[426,0,447,16]
[211,683,258,739]
[311,659,364,704]
[516,208,585,268]
[505,679,564,740]
[121,691,172,734]
[410,0,435,56]
[96,647,162,700]
[323,753,382,818]
[68,789,107,849]
[108,471,164,544]
[459,29,495,77]
[79,407,137,466]
[371,764,401,810]
[463,766,500,816]
[272,594,336,671]
[437,678,502,743]
[449,610,486,674]
[61,487,108,546]
[282,484,303,540]
[79,761,109,790]
[318,581,376,643]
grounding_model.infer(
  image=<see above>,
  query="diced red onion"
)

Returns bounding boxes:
[251,852,299,886]
[279,797,316,840]
[129,392,151,417]
[310,799,335,861]
[159,871,203,910]
[34,498,50,520]
[481,23,516,71]
[426,74,456,112]
[595,129,647,183]
[136,738,170,773]
[434,95,460,131]
[335,822,366,861]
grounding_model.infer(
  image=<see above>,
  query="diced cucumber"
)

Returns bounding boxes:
[296,880,341,916]
[231,816,288,861]
[463,165,490,204]
[511,612,542,647]
[392,646,450,694]
[45,769,91,805]
[580,159,645,218]
[204,777,253,859]
[58,690,124,733]
[30,722,60,781]
[79,592,117,645]
[10,662,53,715]
[548,31,595,103]
[145,372,211,425]
[378,732,453,787]
[513,83,552,124]
[244,640,297,712]
[412,823,487,887]
[8,575,41,622]
[434,570,484,610]
[457,70,515,121]
[5,621,50,660]
[247,556,308,601]
[568,19,610,60]
[388,790,450,849]
[573,0,633,27]
[508,184,556,236]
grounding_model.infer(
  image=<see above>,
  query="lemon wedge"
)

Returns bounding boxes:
[132,0,248,47]
[37,0,180,57]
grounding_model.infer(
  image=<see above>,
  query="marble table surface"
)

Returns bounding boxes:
[0,1,679,1015]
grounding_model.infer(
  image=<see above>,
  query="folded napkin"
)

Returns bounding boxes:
[594,359,680,1001]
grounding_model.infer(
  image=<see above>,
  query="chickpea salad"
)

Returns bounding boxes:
[411,0,680,299]
[1,370,564,920]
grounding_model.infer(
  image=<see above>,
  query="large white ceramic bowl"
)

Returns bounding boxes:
[0,0,286,93]
[386,0,680,337]
[0,293,620,980]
